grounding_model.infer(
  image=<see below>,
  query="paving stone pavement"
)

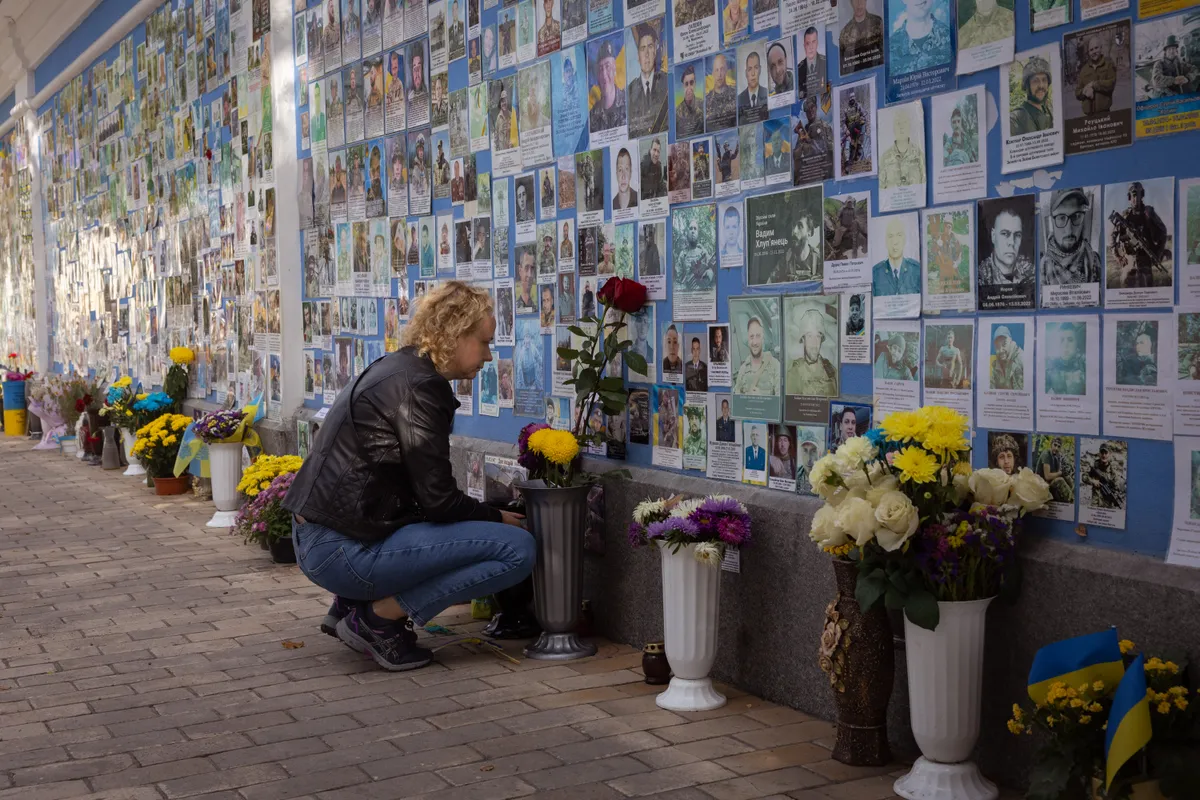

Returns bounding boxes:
[0,438,1018,800]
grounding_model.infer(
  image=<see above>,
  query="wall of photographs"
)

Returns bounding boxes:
[0,123,37,368]
[12,0,1200,563]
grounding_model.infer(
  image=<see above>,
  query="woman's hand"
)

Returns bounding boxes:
[500,510,526,528]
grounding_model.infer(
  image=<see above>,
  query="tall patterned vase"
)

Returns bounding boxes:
[894,598,998,800]
[655,542,725,712]
[821,559,893,766]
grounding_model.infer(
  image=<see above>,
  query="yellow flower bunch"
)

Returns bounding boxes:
[169,346,195,365]
[131,414,192,477]
[1144,656,1179,675]
[527,428,580,466]
[880,408,970,460]
[892,446,938,484]
[238,455,304,497]
[113,375,133,388]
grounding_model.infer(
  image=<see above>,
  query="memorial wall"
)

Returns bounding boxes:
[7,0,1200,562]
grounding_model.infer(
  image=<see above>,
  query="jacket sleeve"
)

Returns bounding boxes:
[393,378,503,524]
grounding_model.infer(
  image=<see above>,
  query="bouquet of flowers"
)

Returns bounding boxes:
[52,375,106,431]
[130,414,192,478]
[525,276,646,486]
[234,471,297,546]
[164,346,194,410]
[1009,639,1198,800]
[194,408,250,443]
[627,494,752,567]
[99,376,138,431]
[237,454,304,498]
[4,353,34,381]
[807,406,1051,630]
[130,391,175,428]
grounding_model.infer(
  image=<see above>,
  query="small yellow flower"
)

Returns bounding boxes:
[1006,719,1025,735]
[1070,698,1084,708]
[1011,704,1023,721]
[1119,639,1135,655]
[892,447,939,484]
[1079,715,1092,725]
[1089,702,1103,713]
[1157,701,1171,715]
[528,428,581,466]
[1092,680,1105,693]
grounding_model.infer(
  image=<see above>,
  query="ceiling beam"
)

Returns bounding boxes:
[1,0,105,102]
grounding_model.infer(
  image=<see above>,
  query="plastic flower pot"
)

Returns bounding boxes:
[121,429,146,477]
[153,475,191,496]
[269,535,297,564]
[3,381,28,437]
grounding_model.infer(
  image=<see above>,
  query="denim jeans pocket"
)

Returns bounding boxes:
[302,545,376,600]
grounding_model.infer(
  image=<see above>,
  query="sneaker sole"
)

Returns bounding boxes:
[320,614,349,642]
[335,617,432,672]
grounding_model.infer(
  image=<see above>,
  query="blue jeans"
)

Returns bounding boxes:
[293,519,537,626]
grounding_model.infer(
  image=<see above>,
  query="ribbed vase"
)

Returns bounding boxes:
[121,429,146,476]
[894,598,998,800]
[518,482,596,660]
[206,442,243,528]
[655,542,725,711]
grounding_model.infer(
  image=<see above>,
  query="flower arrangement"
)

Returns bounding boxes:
[237,454,304,498]
[517,422,582,487]
[233,471,296,545]
[163,347,193,410]
[807,406,1051,630]
[627,494,752,567]
[130,414,192,478]
[52,375,106,430]
[1009,640,1199,800]
[526,276,646,487]
[130,391,175,428]
[4,353,34,381]
[98,377,138,431]
[194,408,251,443]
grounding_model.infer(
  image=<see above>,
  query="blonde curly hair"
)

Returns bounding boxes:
[403,281,494,371]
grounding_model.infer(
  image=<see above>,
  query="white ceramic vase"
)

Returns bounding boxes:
[121,429,146,477]
[894,597,998,800]
[655,542,726,712]
[206,442,243,528]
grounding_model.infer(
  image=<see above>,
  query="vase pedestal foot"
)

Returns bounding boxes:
[894,757,998,800]
[206,510,238,528]
[832,721,890,766]
[655,677,726,712]
[523,632,596,661]
[123,463,146,477]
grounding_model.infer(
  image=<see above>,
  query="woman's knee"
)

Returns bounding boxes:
[499,525,537,577]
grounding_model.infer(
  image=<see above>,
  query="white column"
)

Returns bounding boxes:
[14,72,51,376]
[270,0,303,416]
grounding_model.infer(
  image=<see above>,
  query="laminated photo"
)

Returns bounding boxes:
[723,0,750,45]
[671,204,718,320]
[587,32,629,146]
[1037,315,1100,435]
[838,0,885,75]
[1079,437,1127,529]
[706,51,738,132]
[1103,176,1174,309]
[673,0,719,62]
[877,100,927,213]
[782,295,839,424]
[763,117,793,184]
[871,319,921,417]
[796,24,827,101]
[999,44,1065,174]
[921,204,975,313]
[955,0,1014,75]
[794,93,834,184]
[627,19,671,138]
[1031,434,1076,520]
[1103,313,1174,441]
[767,36,796,110]
[1061,20,1133,156]
[833,77,876,180]
[640,135,670,217]
[742,421,769,485]
[746,185,824,288]
[923,320,974,424]
[1038,186,1102,309]
[870,211,921,319]
[639,220,667,299]
[735,40,769,124]
[708,324,733,385]
[707,393,742,482]
[713,129,742,197]
[841,292,871,365]
[611,143,641,223]
[976,195,1036,311]
[823,194,870,291]
[729,295,783,421]
[930,86,987,204]
[718,201,745,268]
[884,0,954,102]
[1133,10,1200,139]
[675,60,707,139]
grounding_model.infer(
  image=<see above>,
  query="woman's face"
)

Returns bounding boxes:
[447,314,496,379]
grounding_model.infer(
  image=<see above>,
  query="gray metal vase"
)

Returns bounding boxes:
[518,481,597,660]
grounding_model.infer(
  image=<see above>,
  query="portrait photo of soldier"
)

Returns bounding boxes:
[872,329,918,380]
[1179,312,1200,382]
[837,83,874,178]
[871,213,922,298]
[730,297,782,397]
[1104,178,1173,290]
[924,323,972,390]
[1032,435,1076,504]
[886,0,951,79]
[588,35,627,135]
[628,389,651,444]
[627,20,669,138]
[1115,319,1159,387]
[877,102,926,196]
[674,0,717,27]
[1045,320,1087,396]
[924,208,972,300]
[536,0,561,57]
[783,295,839,398]
[796,25,826,100]
[988,323,1025,391]
[767,37,794,104]
[941,94,980,167]
[957,0,1013,52]
[1143,29,1200,101]
[838,0,884,75]
[987,431,1027,476]
[828,402,872,453]
[706,51,738,131]
[977,195,1037,310]
[1081,438,1127,512]
[674,61,706,139]
[1039,187,1102,299]
[672,204,717,292]
[1062,21,1131,154]
[1007,52,1055,136]
[768,424,797,483]
[736,40,769,124]
[746,186,823,286]
[824,194,868,262]
[794,94,834,183]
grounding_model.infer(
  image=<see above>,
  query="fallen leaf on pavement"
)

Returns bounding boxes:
[282,640,305,649]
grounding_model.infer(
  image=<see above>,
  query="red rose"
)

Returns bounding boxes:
[598,278,648,314]
[75,399,86,413]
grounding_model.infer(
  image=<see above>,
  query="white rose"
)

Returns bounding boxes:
[873,491,919,551]
[969,468,1012,506]
[1011,467,1052,512]
[809,504,848,548]
[835,496,877,547]
[865,473,899,505]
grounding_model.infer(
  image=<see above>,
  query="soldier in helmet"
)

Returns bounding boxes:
[1111,181,1168,288]
[589,40,626,132]
[1152,34,1200,97]
[1010,55,1054,135]
[785,307,838,397]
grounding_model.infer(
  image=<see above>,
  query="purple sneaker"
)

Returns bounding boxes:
[335,608,434,672]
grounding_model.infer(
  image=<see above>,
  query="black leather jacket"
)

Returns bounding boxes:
[283,347,501,542]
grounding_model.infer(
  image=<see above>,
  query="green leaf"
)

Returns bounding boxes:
[884,587,905,610]
[599,376,625,391]
[903,590,940,631]
[556,347,580,361]
[625,351,647,374]
[854,570,887,611]
[1025,754,1075,800]
[567,325,589,338]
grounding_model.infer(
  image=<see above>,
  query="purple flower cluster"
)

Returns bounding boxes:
[691,496,752,546]
[647,517,699,540]
[517,422,550,473]
[906,507,1018,598]
[234,471,296,545]
[195,409,246,443]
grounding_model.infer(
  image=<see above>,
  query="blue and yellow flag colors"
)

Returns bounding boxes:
[173,394,266,478]
[1105,653,1152,789]
[1027,629,1126,706]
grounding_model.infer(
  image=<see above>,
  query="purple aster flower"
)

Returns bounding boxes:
[716,516,750,545]
[697,496,743,516]
[647,517,699,539]
[627,522,647,548]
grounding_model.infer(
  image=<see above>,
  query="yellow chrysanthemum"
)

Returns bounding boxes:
[1119,639,1135,655]
[952,460,974,477]
[921,428,970,457]
[528,428,580,466]
[113,376,133,388]
[1079,715,1092,725]
[880,410,928,444]
[169,346,195,365]
[136,393,149,401]
[892,446,938,484]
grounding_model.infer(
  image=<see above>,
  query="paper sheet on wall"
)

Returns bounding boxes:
[1174,310,1200,435]
[930,87,988,205]
[1036,314,1100,435]
[872,319,921,417]
[1102,313,1174,441]
[1078,436,1126,530]
[975,316,1034,431]
[706,392,742,481]
[1169,437,1200,568]
[923,320,975,427]
[840,291,871,365]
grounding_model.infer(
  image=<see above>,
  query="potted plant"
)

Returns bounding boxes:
[192,406,261,528]
[808,406,1051,800]
[514,276,647,661]
[3,352,35,437]
[130,413,192,495]
[1011,638,1199,800]
[164,347,194,410]
[628,494,752,711]
[234,471,299,563]
[127,391,176,480]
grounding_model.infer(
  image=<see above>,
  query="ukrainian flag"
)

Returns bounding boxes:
[1105,652,1152,789]
[1027,629,1125,705]
[173,394,266,479]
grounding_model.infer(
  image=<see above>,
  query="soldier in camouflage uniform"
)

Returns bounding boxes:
[878,106,925,190]
[675,65,705,138]
[785,308,838,397]
[1151,35,1200,98]
[838,0,883,72]
[588,40,626,132]
[733,317,780,396]
[706,53,737,130]
[1010,55,1054,135]
[957,0,1013,50]
[1111,181,1168,288]
[1074,36,1116,116]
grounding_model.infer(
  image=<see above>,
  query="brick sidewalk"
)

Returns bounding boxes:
[0,437,924,800]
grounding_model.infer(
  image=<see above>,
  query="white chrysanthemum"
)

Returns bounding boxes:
[669,498,705,519]
[633,499,667,525]
[836,436,877,469]
[809,454,837,495]
[693,541,723,567]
